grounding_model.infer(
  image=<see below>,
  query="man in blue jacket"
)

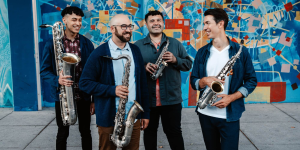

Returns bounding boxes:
[40,6,94,150]
[190,8,257,150]
[79,14,150,150]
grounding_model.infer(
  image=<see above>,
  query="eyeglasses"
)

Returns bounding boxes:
[113,24,134,30]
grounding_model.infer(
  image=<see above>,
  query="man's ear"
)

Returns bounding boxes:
[218,20,224,29]
[62,16,67,25]
[110,26,115,33]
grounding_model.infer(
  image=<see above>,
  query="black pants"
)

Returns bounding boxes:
[198,113,240,150]
[55,100,92,150]
[144,103,185,150]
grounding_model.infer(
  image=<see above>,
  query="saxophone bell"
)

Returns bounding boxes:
[210,81,224,93]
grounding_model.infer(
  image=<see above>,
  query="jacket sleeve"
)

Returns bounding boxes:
[79,51,117,98]
[173,41,193,71]
[40,41,59,87]
[190,49,204,91]
[137,49,150,119]
[238,47,257,97]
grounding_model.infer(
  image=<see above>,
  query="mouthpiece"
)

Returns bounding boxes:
[240,40,244,45]
[103,56,113,59]
[39,24,51,28]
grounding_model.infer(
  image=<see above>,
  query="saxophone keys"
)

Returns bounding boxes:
[162,61,168,66]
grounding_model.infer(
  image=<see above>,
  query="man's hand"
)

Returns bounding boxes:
[90,102,95,115]
[115,85,129,99]
[162,51,177,63]
[199,76,225,89]
[212,94,234,108]
[145,62,158,74]
[59,70,73,87]
[140,119,149,130]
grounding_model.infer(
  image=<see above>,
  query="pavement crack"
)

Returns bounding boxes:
[23,117,56,150]
[240,129,259,150]
[0,110,13,120]
[271,104,300,123]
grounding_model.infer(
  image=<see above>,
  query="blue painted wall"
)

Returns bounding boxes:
[8,0,38,111]
[0,0,13,108]
[37,0,300,108]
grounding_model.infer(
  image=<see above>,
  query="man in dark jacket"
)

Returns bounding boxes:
[40,6,94,150]
[79,14,150,150]
[134,10,192,150]
[190,8,257,150]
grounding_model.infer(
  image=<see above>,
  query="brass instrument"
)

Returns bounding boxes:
[151,38,169,80]
[197,40,244,109]
[40,22,80,125]
[104,54,144,148]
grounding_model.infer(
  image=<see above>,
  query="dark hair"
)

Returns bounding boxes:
[204,8,228,30]
[145,10,164,22]
[61,6,84,17]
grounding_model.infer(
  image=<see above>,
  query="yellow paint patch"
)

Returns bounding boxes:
[232,22,238,28]
[99,10,109,24]
[296,11,300,21]
[163,29,182,42]
[260,48,267,53]
[149,7,155,11]
[293,65,297,70]
[245,87,270,103]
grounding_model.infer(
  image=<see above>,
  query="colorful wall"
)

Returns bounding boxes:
[37,0,300,108]
[0,0,13,108]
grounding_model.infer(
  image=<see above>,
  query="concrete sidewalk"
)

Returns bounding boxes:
[0,103,299,150]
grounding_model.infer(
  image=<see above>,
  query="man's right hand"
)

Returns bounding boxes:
[199,76,225,89]
[116,85,129,99]
[58,70,73,87]
[145,62,158,74]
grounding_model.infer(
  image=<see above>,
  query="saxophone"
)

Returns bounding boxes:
[40,22,80,126]
[151,38,169,80]
[103,54,144,148]
[197,40,244,109]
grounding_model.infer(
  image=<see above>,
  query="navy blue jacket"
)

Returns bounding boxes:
[79,42,150,127]
[190,38,257,122]
[40,34,94,102]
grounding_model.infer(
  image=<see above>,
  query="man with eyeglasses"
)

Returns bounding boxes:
[134,10,192,150]
[79,14,150,150]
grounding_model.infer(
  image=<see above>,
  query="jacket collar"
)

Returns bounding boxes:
[143,32,169,45]
[205,37,238,52]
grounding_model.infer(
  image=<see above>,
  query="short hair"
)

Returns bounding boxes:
[145,10,164,22]
[61,6,84,17]
[204,8,228,30]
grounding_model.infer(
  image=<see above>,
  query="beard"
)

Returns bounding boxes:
[115,27,132,42]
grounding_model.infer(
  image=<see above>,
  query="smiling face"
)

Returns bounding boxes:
[203,15,224,39]
[146,15,164,34]
[62,13,82,34]
[110,15,132,42]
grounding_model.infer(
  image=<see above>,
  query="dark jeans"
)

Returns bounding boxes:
[55,100,92,150]
[144,103,185,150]
[198,113,240,150]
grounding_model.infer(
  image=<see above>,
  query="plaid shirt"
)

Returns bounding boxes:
[63,34,82,100]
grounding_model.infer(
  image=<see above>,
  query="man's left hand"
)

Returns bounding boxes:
[90,102,95,115]
[140,119,149,130]
[162,51,177,63]
[212,94,234,108]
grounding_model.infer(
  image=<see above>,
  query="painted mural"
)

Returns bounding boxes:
[37,0,300,108]
[0,0,13,107]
